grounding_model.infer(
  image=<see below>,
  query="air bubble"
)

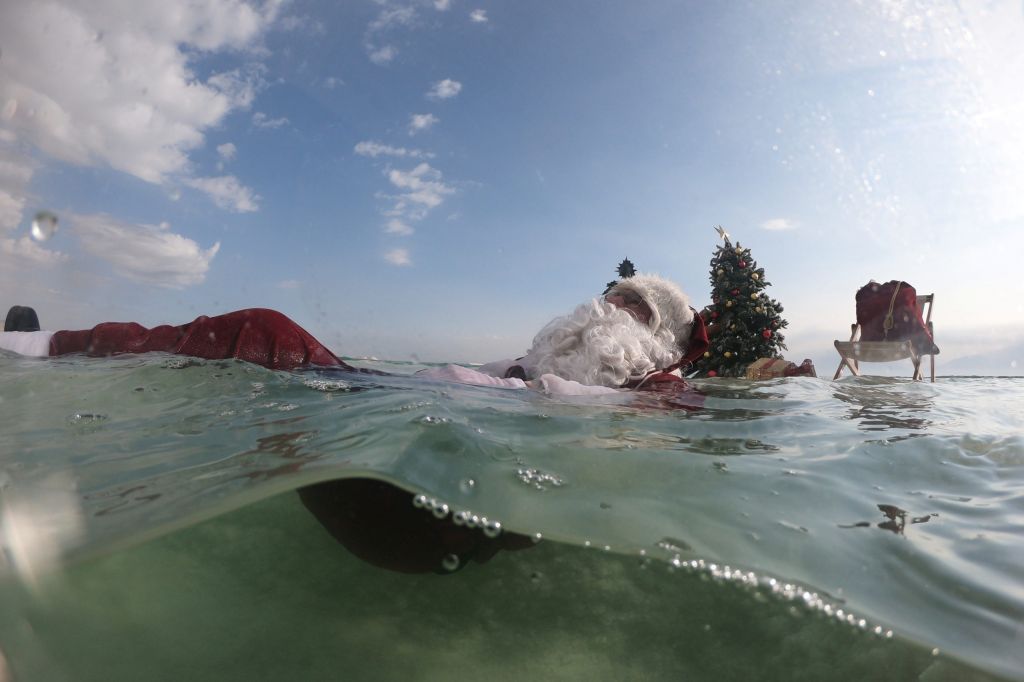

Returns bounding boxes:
[483,519,502,538]
[31,211,59,242]
[412,494,428,509]
[431,502,450,519]
[441,554,460,572]
[452,510,469,526]
[459,478,476,494]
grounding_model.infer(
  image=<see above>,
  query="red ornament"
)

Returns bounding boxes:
[731,288,740,296]
[762,329,772,339]
[738,260,747,269]
[711,311,719,319]
[707,370,718,377]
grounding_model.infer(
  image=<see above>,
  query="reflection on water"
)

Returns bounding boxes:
[832,380,934,433]
[840,503,937,535]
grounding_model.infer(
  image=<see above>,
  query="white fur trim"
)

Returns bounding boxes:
[608,274,694,349]
[0,331,53,357]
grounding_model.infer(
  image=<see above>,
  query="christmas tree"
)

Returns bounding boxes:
[692,227,788,377]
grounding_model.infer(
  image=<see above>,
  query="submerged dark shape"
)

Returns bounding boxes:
[298,478,535,574]
[4,305,40,332]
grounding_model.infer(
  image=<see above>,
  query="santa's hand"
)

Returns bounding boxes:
[536,374,621,396]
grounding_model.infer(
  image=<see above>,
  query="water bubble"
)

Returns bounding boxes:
[459,478,476,494]
[31,211,59,242]
[483,518,502,538]
[531,532,543,544]
[412,494,428,509]
[431,502,450,519]
[465,514,480,529]
[441,554,460,572]
[452,510,469,526]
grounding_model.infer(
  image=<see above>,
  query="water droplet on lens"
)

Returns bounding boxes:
[31,211,59,242]
[441,554,460,572]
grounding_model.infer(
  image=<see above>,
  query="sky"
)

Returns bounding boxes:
[1,0,1023,373]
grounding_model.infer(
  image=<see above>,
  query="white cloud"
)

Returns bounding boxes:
[0,236,68,266]
[217,143,238,161]
[469,9,488,23]
[72,213,219,288]
[368,45,397,65]
[434,0,452,10]
[0,1,279,186]
[761,218,798,231]
[323,76,344,89]
[387,162,454,212]
[427,79,462,100]
[369,6,417,32]
[0,148,34,232]
[278,279,300,289]
[354,140,432,159]
[384,248,411,266]
[364,6,416,65]
[252,112,289,129]
[409,113,439,135]
[183,176,261,213]
[385,219,414,235]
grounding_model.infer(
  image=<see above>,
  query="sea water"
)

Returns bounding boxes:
[0,352,1022,681]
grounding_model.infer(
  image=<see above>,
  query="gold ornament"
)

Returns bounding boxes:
[703,351,711,358]
[725,300,733,308]
[717,269,725,277]
[724,351,733,358]
[751,273,759,280]
[735,247,743,255]
[750,293,758,300]
[729,324,736,330]
[755,306,763,313]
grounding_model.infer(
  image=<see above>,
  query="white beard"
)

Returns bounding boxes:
[520,298,682,387]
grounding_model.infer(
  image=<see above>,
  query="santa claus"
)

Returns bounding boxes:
[473,273,702,391]
[0,273,706,394]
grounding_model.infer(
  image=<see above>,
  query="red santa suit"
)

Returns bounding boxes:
[0,309,350,371]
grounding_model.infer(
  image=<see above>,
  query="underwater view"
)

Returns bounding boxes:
[1,353,1022,680]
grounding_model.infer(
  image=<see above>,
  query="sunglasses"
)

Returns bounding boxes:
[608,289,645,307]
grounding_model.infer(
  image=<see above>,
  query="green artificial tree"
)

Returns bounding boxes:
[692,227,788,377]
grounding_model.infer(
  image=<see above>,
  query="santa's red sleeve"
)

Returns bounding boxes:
[49,308,353,371]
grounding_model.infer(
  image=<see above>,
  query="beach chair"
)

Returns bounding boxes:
[833,289,936,382]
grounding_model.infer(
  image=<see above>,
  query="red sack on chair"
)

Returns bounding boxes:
[855,281,938,355]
